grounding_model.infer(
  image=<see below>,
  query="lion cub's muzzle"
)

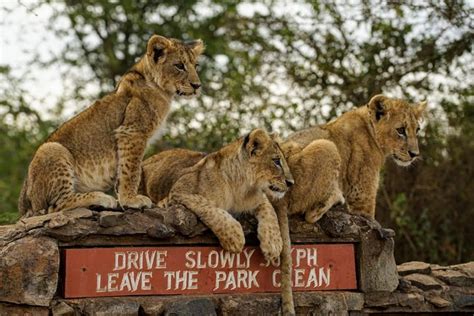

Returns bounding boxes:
[176,82,201,98]
[267,178,294,200]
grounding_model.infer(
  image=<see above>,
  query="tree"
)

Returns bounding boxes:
[1,0,472,264]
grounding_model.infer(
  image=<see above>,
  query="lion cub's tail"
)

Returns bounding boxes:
[277,203,296,316]
[18,178,32,216]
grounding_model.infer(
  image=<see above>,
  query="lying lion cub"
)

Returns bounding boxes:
[141,129,294,262]
[18,34,204,216]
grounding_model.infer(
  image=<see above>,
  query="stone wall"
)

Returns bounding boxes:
[0,205,472,315]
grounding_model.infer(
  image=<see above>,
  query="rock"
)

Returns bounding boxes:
[99,211,125,227]
[432,269,473,287]
[397,261,431,276]
[450,291,474,308]
[146,222,175,239]
[452,262,474,277]
[359,229,399,292]
[404,273,444,291]
[84,299,140,316]
[141,301,165,316]
[18,211,60,230]
[162,205,207,237]
[47,213,70,229]
[397,292,426,309]
[319,209,361,238]
[0,302,49,315]
[425,293,452,308]
[295,292,364,314]
[0,236,59,306]
[165,298,216,316]
[220,295,280,316]
[47,218,100,241]
[52,301,76,316]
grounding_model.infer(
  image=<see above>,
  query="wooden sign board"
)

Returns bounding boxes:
[63,244,356,298]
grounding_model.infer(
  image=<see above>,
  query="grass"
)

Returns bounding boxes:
[0,210,19,225]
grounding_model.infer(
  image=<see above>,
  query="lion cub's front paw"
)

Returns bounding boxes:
[88,192,118,209]
[258,222,283,262]
[216,220,245,253]
[119,194,152,209]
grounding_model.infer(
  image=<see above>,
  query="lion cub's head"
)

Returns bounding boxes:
[242,129,294,199]
[367,95,427,167]
[144,34,204,98]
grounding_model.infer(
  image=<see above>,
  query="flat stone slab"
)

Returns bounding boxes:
[404,273,445,291]
[397,261,431,276]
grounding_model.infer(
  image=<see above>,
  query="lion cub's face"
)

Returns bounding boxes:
[145,35,204,98]
[243,129,294,199]
[368,95,427,167]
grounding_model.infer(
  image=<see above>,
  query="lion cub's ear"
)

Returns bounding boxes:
[414,100,427,120]
[147,35,173,63]
[186,39,205,56]
[368,94,390,122]
[243,129,269,157]
[269,132,282,143]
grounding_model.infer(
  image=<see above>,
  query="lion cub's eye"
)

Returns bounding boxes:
[273,158,282,168]
[396,127,406,137]
[175,63,185,71]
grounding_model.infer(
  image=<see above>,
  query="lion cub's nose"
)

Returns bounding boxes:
[285,179,294,187]
[191,83,201,90]
[408,150,419,158]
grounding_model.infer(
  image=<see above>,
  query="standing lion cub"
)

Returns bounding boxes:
[18,34,204,216]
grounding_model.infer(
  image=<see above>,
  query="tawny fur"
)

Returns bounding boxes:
[280,94,427,219]
[141,129,294,263]
[273,95,427,315]
[18,34,204,216]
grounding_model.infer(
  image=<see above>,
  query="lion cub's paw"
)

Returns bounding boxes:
[91,192,118,209]
[305,209,326,224]
[120,194,153,209]
[217,220,245,253]
[258,222,283,262]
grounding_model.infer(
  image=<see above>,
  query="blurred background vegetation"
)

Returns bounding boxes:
[0,1,472,265]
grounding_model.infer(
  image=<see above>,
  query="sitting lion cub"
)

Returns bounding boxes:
[274,95,427,316]
[141,129,294,262]
[18,34,204,216]
[279,95,427,221]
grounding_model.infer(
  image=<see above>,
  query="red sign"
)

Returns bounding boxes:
[63,244,356,298]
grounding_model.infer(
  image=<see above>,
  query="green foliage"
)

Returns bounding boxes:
[0,1,472,264]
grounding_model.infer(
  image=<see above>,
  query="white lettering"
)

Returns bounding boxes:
[113,252,126,271]
[141,271,152,290]
[294,269,305,287]
[295,249,306,268]
[307,268,318,287]
[272,270,281,287]
[188,271,198,289]
[96,273,107,292]
[219,251,235,268]
[156,251,167,269]
[107,272,119,291]
[208,250,219,268]
[320,267,330,287]
[185,251,196,269]
[307,248,318,266]
[214,271,226,291]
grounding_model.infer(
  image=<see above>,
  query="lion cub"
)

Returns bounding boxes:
[279,95,427,221]
[142,129,294,262]
[18,35,204,216]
